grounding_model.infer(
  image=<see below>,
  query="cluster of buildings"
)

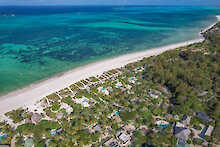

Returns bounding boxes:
[172,113,214,147]
[0,64,218,147]
[73,96,96,107]
[104,125,134,147]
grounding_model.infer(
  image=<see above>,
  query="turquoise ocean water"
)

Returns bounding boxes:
[0,6,220,95]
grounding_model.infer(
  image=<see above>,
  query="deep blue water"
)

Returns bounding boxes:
[0,6,220,95]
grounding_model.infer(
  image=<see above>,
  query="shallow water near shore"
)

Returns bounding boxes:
[0,6,220,95]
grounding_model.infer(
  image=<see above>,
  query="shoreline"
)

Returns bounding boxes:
[0,39,204,115]
[200,15,220,35]
[0,16,219,115]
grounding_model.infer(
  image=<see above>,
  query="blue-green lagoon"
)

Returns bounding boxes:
[0,6,220,95]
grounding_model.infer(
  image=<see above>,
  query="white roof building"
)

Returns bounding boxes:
[73,97,96,107]
[30,113,42,124]
[176,122,185,127]
[73,97,90,107]
[98,87,109,95]
[155,120,169,126]
[125,85,132,90]
[115,82,123,88]
[117,132,131,145]
[147,90,161,99]
[60,103,73,114]
[128,77,137,84]
[205,126,214,136]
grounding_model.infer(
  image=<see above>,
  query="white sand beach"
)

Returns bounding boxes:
[0,15,219,115]
[0,39,203,115]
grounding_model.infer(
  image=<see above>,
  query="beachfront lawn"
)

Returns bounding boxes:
[46,93,60,101]
[108,69,119,74]
[89,76,99,82]
[51,102,60,112]
[44,107,57,119]
[70,84,80,92]
[80,80,89,85]
[75,89,90,98]
[75,82,84,88]
[59,88,72,96]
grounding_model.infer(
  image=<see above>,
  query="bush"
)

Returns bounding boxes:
[46,93,60,101]
[120,111,137,121]
[193,138,204,145]
[51,102,60,111]
[5,108,26,123]
[17,123,35,135]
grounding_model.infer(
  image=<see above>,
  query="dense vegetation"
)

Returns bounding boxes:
[134,23,220,143]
